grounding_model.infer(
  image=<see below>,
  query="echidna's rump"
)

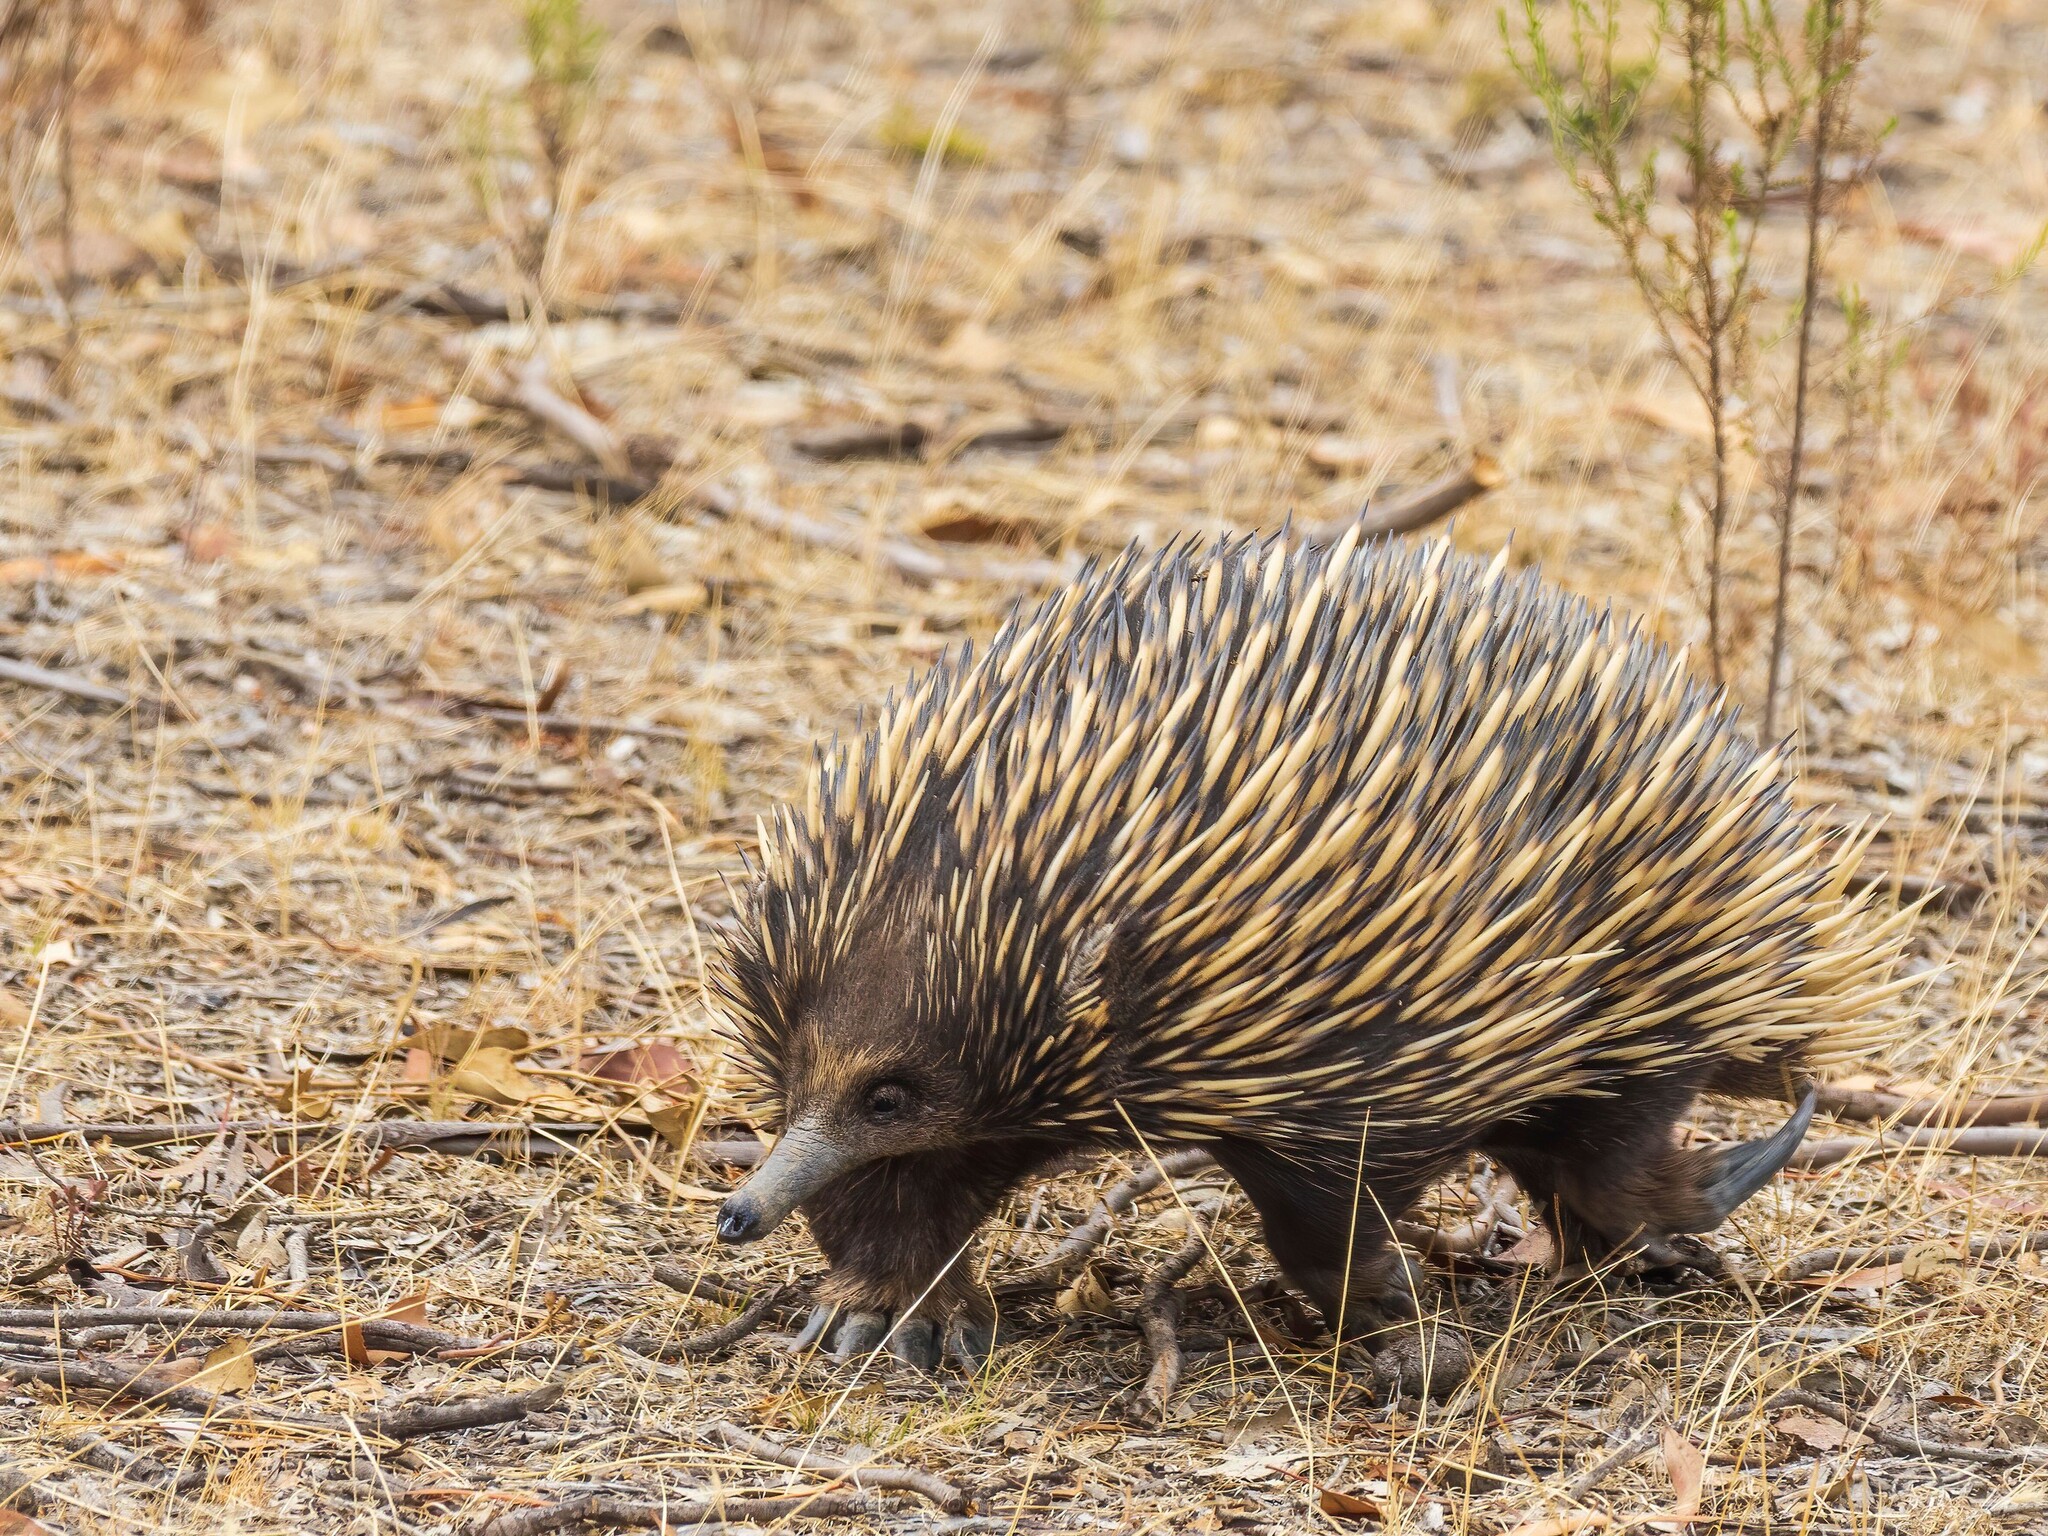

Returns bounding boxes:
[709,527,1912,1368]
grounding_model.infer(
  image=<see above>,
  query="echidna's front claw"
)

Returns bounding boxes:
[887,1316,940,1369]
[791,1302,840,1352]
[830,1309,891,1360]
[944,1315,993,1373]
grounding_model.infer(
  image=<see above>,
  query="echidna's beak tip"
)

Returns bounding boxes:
[715,1196,764,1245]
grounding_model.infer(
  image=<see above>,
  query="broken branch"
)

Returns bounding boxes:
[1000,1149,1216,1289]
[1132,1208,1218,1423]
[1780,1228,2048,1283]
[476,1490,867,1536]
[1815,1084,2048,1128]
[1791,1125,2048,1170]
[707,1421,970,1515]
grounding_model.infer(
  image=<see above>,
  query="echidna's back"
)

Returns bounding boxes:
[762,529,1908,1147]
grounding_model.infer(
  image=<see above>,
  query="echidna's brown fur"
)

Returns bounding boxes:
[711,527,1912,1348]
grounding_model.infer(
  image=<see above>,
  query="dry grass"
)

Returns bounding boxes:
[0,0,2044,1532]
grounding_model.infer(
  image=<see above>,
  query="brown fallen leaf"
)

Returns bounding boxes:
[1503,1514,1611,1536]
[404,1022,532,1062]
[580,1040,696,1091]
[1055,1266,1115,1318]
[1775,1411,1856,1451]
[1317,1487,1386,1519]
[448,1046,541,1105]
[345,1288,431,1366]
[162,1337,257,1393]
[1650,1425,1705,1531]
[0,1508,55,1535]
[0,992,30,1029]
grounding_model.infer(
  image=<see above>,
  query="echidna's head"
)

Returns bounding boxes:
[707,815,1122,1247]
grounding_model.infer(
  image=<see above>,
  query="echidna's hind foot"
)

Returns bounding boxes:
[1680,1083,1818,1230]
[1209,1138,1472,1397]
[1489,1085,1818,1277]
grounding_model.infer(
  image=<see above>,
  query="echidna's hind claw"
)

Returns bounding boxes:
[1684,1083,1818,1230]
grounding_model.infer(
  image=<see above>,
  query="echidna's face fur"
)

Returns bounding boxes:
[712,857,1109,1244]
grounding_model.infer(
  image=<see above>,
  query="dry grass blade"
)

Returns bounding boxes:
[706,1421,970,1514]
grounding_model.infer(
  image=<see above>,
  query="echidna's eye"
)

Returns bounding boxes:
[861,1080,914,1123]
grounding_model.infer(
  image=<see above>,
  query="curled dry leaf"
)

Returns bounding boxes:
[1775,1411,1856,1452]
[160,1338,258,1393]
[580,1041,695,1092]
[1055,1265,1116,1317]
[448,1047,542,1105]
[1317,1487,1386,1519]
[1503,1515,1611,1536]
[404,1022,532,1062]
[1649,1426,1705,1531]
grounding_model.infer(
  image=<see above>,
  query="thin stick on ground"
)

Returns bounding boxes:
[1782,1227,2048,1282]
[1132,1213,1216,1423]
[1765,1388,2048,1466]
[0,1306,579,1364]
[0,655,133,708]
[999,1149,1216,1289]
[1814,1083,2048,1127]
[477,1490,868,1536]
[1790,1125,2048,1170]
[618,1285,794,1360]
[0,1357,565,1443]
[706,1421,971,1515]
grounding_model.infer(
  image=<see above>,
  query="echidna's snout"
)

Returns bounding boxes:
[716,1119,857,1246]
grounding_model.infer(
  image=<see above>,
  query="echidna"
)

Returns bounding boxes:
[709,527,1909,1370]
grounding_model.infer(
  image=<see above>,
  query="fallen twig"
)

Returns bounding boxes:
[0,1118,610,1157]
[1131,1205,1220,1422]
[0,1355,565,1442]
[364,1382,566,1441]
[476,1489,867,1536]
[478,354,628,473]
[707,1421,971,1515]
[618,1285,794,1360]
[999,1149,1216,1290]
[1765,1388,2048,1466]
[1791,1125,2048,1170]
[0,654,132,709]
[1560,1421,1661,1501]
[1814,1084,2048,1128]
[698,480,1076,588]
[0,1459,49,1516]
[1311,452,1505,541]
[1781,1228,2048,1283]
[0,1306,577,1365]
